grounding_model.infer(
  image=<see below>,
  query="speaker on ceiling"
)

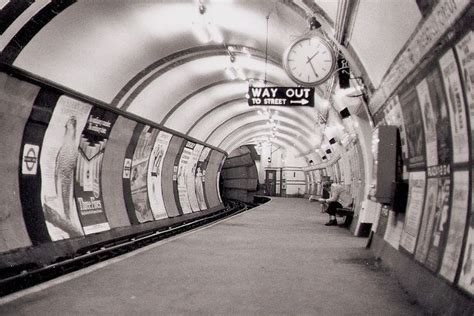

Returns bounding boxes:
[340,107,351,119]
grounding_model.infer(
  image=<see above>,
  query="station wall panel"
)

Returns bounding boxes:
[0,68,227,260]
[102,116,135,228]
[0,73,38,251]
[369,18,474,304]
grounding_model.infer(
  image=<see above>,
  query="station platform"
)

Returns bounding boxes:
[0,198,423,315]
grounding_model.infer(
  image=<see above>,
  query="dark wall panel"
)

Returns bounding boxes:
[0,73,39,251]
[102,116,136,228]
[162,136,184,217]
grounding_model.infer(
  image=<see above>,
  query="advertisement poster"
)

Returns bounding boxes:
[196,147,211,210]
[74,108,116,234]
[40,96,91,240]
[416,79,438,167]
[399,88,425,168]
[415,178,439,264]
[458,168,474,295]
[439,49,469,164]
[427,67,452,166]
[383,95,408,162]
[400,172,426,253]
[455,31,474,158]
[415,177,451,273]
[383,211,404,250]
[177,141,195,214]
[439,170,469,282]
[131,125,158,223]
[147,131,172,220]
[187,144,204,212]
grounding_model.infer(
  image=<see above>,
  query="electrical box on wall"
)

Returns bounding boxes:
[371,125,405,207]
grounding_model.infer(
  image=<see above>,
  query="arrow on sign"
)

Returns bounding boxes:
[290,99,309,105]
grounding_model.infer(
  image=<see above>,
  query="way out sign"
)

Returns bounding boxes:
[248,87,314,107]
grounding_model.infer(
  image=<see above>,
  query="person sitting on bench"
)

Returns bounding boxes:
[318,183,350,226]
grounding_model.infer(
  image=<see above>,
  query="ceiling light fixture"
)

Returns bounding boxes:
[192,1,223,44]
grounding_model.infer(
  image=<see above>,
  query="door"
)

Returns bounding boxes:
[265,170,277,196]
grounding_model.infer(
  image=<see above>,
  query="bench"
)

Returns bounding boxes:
[335,201,354,227]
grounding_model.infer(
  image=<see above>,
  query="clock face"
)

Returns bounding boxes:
[283,36,336,86]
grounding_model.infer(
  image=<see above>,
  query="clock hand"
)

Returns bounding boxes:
[307,57,319,78]
[306,51,319,62]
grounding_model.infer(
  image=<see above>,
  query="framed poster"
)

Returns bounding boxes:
[400,172,426,254]
[399,88,425,169]
[458,167,474,295]
[130,125,158,223]
[177,141,195,214]
[422,177,451,272]
[147,131,172,220]
[455,31,474,158]
[439,170,469,282]
[196,147,211,210]
[186,144,204,212]
[439,49,469,164]
[416,79,438,167]
[74,107,116,235]
[40,96,91,240]
[383,96,408,163]
[383,211,404,250]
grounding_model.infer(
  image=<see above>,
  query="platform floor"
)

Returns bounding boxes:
[0,198,423,315]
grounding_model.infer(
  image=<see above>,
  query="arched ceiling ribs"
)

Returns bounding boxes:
[223,132,319,163]
[217,126,312,155]
[220,133,302,154]
[240,135,319,163]
[214,120,314,151]
[185,97,247,134]
[203,109,315,144]
[162,78,280,127]
[230,137,300,156]
[112,44,292,111]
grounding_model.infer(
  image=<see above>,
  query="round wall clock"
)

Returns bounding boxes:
[283,35,336,86]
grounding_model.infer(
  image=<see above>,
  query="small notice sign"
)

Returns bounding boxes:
[248,87,314,107]
[22,144,40,175]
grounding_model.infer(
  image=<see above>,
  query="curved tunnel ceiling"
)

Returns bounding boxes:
[1,0,423,162]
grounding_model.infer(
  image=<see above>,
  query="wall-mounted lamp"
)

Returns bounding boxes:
[337,56,350,89]
[308,16,321,30]
[224,54,246,80]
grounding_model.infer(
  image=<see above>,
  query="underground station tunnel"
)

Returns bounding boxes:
[0,0,473,314]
